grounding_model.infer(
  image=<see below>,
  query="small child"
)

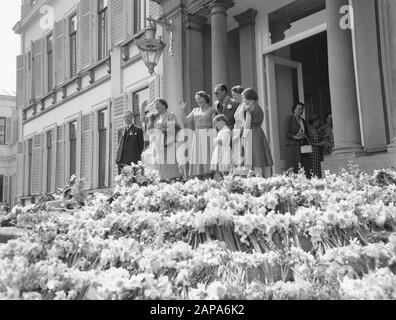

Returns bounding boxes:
[211,115,232,180]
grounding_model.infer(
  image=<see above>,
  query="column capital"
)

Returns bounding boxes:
[185,14,208,32]
[234,9,257,27]
[208,0,235,14]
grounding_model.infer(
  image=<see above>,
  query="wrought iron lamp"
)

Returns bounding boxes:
[135,16,173,75]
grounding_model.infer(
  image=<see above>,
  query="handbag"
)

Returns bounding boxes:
[300,136,313,154]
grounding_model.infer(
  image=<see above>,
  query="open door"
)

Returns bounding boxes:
[264,54,305,174]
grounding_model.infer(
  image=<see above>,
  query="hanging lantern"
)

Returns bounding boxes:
[136,19,167,75]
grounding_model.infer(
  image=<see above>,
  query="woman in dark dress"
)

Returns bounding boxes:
[241,88,274,177]
[307,115,325,178]
[285,102,310,175]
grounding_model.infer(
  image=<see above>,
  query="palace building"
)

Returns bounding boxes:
[14,0,396,204]
[14,0,164,205]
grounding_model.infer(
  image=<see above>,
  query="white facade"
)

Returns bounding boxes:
[15,0,164,204]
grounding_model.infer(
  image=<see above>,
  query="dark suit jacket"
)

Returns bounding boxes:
[116,124,144,166]
[285,115,308,146]
[214,96,239,129]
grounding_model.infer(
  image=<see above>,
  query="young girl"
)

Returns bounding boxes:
[211,115,232,180]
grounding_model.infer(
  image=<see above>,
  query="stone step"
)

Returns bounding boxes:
[0,227,27,244]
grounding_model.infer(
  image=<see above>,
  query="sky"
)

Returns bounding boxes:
[0,0,21,94]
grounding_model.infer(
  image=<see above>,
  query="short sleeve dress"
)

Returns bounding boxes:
[189,107,216,177]
[244,103,274,169]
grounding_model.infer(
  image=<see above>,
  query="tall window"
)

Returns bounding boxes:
[98,0,108,61]
[69,14,78,78]
[98,109,108,188]
[132,87,149,128]
[28,139,33,195]
[0,117,5,145]
[0,176,3,203]
[47,131,52,193]
[47,34,53,92]
[134,0,147,34]
[69,121,77,178]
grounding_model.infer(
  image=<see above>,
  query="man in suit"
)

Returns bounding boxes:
[214,84,239,130]
[116,111,145,175]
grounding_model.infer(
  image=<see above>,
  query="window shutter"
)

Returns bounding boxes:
[12,117,18,144]
[110,0,127,47]
[149,78,156,103]
[5,118,12,145]
[81,113,93,190]
[149,0,162,19]
[31,134,42,196]
[76,114,82,179]
[54,20,65,86]
[56,125,65,190]
[16,141,24,198]
[51,126,57,193]
[21,1,29,18]
[3,176,9,204]
[33,38,44,99]
[92,112,99,189]
[79,0,93,69]
[111,94,127,180]
[41,133,47,193]
[160,74,165,98]
[24,140,30,196]
[16,55,25,110]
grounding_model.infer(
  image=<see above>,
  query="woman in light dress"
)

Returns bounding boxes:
[181,91,216,179]
[211,114,232,180]
[231,85,250,176]
[141,98,181,182]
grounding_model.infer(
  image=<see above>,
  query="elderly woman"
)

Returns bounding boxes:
[141,98,181,182]
[285,102,310,175]
[181,91,216,180]
[241,88,273,177]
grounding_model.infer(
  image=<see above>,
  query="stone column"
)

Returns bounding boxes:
[387,0,396,152]
[351,0,387,152]
[185,14,207,114]
[325,0,362,154]
[209,0,234,89]
[234,9,257,88]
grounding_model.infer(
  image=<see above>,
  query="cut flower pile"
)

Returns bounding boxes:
[0,163,396,300]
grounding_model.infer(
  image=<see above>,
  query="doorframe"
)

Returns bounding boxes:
[264,54,305,174]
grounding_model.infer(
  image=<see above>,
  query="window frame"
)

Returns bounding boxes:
[46,130,53,193]
[69,120,78,179]
[98,0,109,61]
[91,101,110,189]
[131,86,149,128]
[0,117,6,145]
[46,33,54,93]
[27,138,33,196]
[97,108,108,189]
[69,13,78,78]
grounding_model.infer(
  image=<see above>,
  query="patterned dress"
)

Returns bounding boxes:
[321,124,334,156]
[308,127,323,178]
[189,107,217,177]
